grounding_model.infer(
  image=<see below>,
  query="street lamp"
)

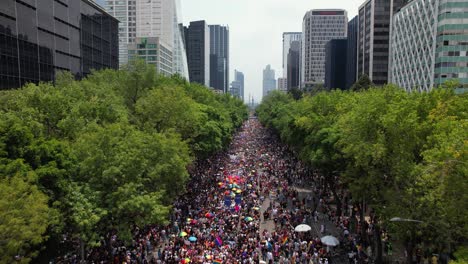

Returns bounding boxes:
[389,217,424,223]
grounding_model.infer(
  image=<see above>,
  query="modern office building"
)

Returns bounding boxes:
[346,16,359,90]
[283,32,302,78]
[302,9,348,89]
[389,0,468,92]
[287,40,301,90]
[277,78,288,92]
[128,37,173,76]
[357,0,408,85]
[325,39,348,90]
[185,20,210,86]
[263,64,276,98]
[104,0,188,79]
[0,0,118,89]
[173,0,189,80]
[209,25,229,93]
[230,70,244,100]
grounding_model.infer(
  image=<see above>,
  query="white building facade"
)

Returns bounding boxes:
[302,9,348,88]
[389,0,468,92]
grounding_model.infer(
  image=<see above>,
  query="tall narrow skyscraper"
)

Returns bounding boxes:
[185,21,210,86]
[282,32,302,78]
[230,70,244,100]
[287,41,301,90]
[209,25,229,93]
[302,10,348,89]
[325,39,348,90]
[263,65,276,98]
[346,16,358,90]
[357,0,408,85]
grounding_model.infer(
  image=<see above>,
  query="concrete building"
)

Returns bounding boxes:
[302,9,348,89]
[389,0,468,92]
[209,25,229,93]
[230,70,244,100]
[185,21,210,86]
[104,0,189,79]
[128,37,173,76]
[263,65,276,98]
[287,40,301,90]
[277,78,288,92]
[283,32,302,78]
[0,0,118,89]
[357,0,408,85]
[325,39,348,90]
[346,16,359,90]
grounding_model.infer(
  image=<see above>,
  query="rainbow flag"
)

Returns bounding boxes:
[282,236,288,245]
[213,260,222,264]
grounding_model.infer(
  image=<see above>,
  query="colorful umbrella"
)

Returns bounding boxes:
[205,212,214,218]
[236,189,242,194]
[252,207,260,211]
[179,231,188,237]
[244,216,253,222]
[188,236,197,242]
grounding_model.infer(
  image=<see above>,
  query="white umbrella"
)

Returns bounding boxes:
[321,235,340,246]
[294,224,312,232]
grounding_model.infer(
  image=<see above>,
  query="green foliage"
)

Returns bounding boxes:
[257,84,467,255]
[351,74,374,91]
[0,60,247,262]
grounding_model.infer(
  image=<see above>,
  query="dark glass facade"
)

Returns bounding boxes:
[0,0,118,89]
[287,40,300,90]
[185,20,210,86]
[325,39,348,90]
[209,25,229,93]
[346,16,358,89]
[357,0,408,85]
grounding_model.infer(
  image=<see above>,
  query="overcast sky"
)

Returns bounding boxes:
[97,0,363,102]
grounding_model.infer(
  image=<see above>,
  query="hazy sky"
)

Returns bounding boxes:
[96,0,363,102]
[181,0,363,103]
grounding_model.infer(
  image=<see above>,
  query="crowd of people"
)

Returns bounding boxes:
[79,118,380,263]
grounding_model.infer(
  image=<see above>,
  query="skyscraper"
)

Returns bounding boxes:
[357,0,408,85]
[389,0,468,92]
[0,0,118,89]
[185,21,210,86]
[283,32,302,78]
[104,0,189,79]
[302,9,348,89]
[263,65,276,98]
[325,39,348,90]
[346,16,358,90]
[287,41,301,90]
[209,25,229,93]
[230,70,244,100]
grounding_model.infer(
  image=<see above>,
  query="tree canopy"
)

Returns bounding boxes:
[0,60,248,262]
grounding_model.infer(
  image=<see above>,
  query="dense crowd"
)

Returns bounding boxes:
[74,118,382,263]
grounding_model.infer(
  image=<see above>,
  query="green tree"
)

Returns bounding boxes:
[351,74,373,91]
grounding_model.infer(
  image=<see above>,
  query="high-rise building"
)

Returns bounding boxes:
[230,70,244,100]
[277,78,288,92]
[185,21,210,86]
[209,25,229,93]
[173,0,189,80]
[263,65,276,98]
[346,16,359,90]
[0,0,118,89]
[325,39,348,90]
[104,0,189,79]
[389,0,468,92]
[128,37,173,76]
[287,40,301,90]
[357,0,408,85]
[302,9,348,89]
[283,32,302,78]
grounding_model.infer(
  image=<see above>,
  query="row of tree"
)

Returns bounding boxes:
[0,60,248,263]
[257,83,466,263]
